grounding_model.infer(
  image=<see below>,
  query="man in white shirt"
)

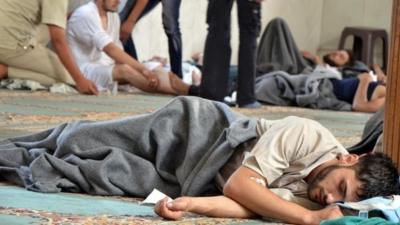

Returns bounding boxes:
[67,0,187,94]
[0,0,98,95]
[155,116,399,225]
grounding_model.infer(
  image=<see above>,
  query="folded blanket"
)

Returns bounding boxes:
[255,67,352,111]
[0,96,258,198]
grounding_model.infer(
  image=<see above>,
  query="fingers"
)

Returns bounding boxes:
[154,197,184,220]
[154,197,168,216]
[325,205,343,218]
[90,84,99,95]
[166,197,189,211]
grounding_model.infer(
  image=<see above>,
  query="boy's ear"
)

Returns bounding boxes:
[337,153,359,165]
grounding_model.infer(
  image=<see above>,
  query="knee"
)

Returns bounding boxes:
[114,64,132,80]
[270,17,286,26]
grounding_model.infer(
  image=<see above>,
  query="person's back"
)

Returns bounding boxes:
[0,0,67,50]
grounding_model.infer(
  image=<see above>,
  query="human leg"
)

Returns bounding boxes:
[256,18,311,75]
[161,0,183,78]
[199,0,234,101]
[113,64,188,95]
[236,0,261,106]
[0,45,74,86]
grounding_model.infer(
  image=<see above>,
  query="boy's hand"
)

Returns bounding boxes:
[75,77,98,95]
[120,21,135,43]
[142,69,159,89]
[154,197,191,220]
[306,206,343,225]
[358,73,373,83]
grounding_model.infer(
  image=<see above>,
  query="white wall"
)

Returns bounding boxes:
[133,0,324,64]
[319,0,392,56]
[131,0,392,64]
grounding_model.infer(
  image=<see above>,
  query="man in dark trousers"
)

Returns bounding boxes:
[119,0,183,78]
[198,0,263,108]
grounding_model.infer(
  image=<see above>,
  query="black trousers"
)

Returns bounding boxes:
[120,0,183,78]
[199,0,261,105]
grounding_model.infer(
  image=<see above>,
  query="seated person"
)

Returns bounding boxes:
[0,0,98,95]
[67,0,188,95]
[0,96,398,225]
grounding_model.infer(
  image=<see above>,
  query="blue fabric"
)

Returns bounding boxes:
[322,216,399,225]
[335,196,400,223]
[330,77,379,104]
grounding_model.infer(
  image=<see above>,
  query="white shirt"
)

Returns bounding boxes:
[244,116,348,208]
[67,2,122,71]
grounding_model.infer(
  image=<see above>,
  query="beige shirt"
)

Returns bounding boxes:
[243,116,348,208]
[0,0,68,50]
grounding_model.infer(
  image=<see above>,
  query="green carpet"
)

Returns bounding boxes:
[0,89,372,224]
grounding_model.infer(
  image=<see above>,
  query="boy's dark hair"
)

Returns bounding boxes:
[353,152,400,199]
[323,49,355,67]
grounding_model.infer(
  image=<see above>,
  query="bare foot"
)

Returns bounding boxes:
[169,72,189,95]
[0,64,8,80]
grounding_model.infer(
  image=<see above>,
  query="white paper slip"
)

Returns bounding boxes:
[141,188,172,205]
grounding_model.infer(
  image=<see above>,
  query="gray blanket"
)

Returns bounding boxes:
[255,69,352,111]
[256,17,312,75]
[0,96,258,198]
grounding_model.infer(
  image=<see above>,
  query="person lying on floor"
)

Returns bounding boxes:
[143,56,202,86]
[304,49,387,113]
[254,18,386,113]
[67,0,189,95]
[256,17,369,77]
[0,96,398,225]
[0,0,98,95]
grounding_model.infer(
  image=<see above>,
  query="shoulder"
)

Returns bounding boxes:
[279,116,324,130]
[69,2,96,21]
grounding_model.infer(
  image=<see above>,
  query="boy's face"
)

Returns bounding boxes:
[328,50,350,67]
[103,0,120,12]
[307,166,363,205]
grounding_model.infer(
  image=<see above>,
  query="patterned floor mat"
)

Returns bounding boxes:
[0,89,373,224]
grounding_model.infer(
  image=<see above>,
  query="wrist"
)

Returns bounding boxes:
[181,197,194,212]
[123,20,135,28]
[303,210,319,225]
[74,75,87,84]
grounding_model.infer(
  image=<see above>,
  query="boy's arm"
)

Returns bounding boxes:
[48,25,98,95]
[352,73,385,112]
[155,166,342,224]
[155,195,256,220]
[103,43,158,87]
[223,166,343,225]
[103,43,147,71]
[302,50,324,65]
[120,0,149,42]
